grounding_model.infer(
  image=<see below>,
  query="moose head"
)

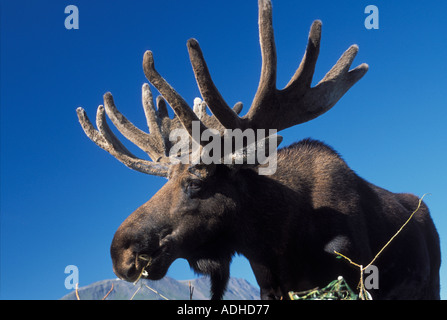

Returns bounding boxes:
[77,0,440,300]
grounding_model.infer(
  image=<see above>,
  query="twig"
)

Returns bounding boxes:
[333,251,362,269]
[334,193,429,299]
[365,193,428,270]
[102,282,114,300]
[129,281,169,300]
[75,283,80,300]
[133,257,152,285]
[130,285,142,300]
[189,281,194,300]
[358,264,367,300]
[143,284,169,300]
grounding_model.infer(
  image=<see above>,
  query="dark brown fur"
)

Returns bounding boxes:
[110,138,440,299]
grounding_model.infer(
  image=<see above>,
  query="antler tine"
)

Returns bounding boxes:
[251,0,277,112]
[141,84,171,161]
[243,0,278,129]
[141,83,162,139]
[104,87,177,163]
[155,95,169,119]
[285,20,322,91]
[96,104,139,158]
[318,45,369,89]
[77,107,109,151]
[305,46,369,120]
[143,50,208,143]
[232,102,243,115]
[155,95,173,139]
[185,0,278,132]
[102,92,155,161]
[187,39,242,130]
[284,44,368,126]
[76,106,169,177]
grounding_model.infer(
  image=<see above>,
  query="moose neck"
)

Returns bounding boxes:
[232,165,308,261]
[229,153,323,299]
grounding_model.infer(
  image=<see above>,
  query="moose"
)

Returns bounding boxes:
[77,0,440,299]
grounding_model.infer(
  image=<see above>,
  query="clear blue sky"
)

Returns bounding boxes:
[1,0,446,300]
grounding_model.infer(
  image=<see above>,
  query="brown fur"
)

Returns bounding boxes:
[111,138,440,299]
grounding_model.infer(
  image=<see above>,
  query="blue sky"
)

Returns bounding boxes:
[1,0,446,300]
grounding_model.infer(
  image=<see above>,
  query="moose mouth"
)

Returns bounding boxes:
[136,253,162,280]
[111,244,175,283]
[133,254,152,282]
[131,244,177,282]
[111,225,181,283]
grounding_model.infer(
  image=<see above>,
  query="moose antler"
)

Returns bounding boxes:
[77,85,243,177]
[76,86,173,177]
[77,0,367,176]
[187,0,368,131]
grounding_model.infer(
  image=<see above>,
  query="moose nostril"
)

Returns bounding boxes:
[110,245,141,281]
[125,265,137,280]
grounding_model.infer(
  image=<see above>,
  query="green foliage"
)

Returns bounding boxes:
[289,276,358,300]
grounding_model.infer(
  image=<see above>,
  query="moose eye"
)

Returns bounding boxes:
[188,179,203,190]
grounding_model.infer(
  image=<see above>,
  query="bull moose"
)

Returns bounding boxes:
[76,0,440,299]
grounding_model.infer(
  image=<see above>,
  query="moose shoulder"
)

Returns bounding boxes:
[77,0,440,300]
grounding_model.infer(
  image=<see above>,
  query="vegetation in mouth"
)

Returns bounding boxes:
[134,255,152,285]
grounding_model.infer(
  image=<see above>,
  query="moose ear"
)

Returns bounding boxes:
[188,163,216,180]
